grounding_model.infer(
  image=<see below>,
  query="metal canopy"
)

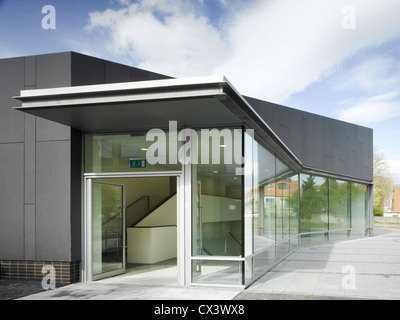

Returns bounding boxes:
[14,75,302,170]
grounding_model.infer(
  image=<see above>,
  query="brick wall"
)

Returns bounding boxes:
[0,260,80,284]
[393,186,400,212]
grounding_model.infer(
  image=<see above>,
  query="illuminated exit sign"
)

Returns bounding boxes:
[129,159,147,169]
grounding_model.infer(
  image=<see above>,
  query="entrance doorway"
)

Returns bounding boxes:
[84,175,182,284]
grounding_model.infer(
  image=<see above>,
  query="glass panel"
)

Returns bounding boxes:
[85,133,182,173]
[92,182,124,276]
[192,128,243,257]
[351,229,368,239]
[244,132,254,256]
[245,258,253,286]
[191,260,243,285]
[275,167,298,241]
[257,143,276,246]
[351,183,367,230]
[290,236,299,251]
[299,175,328,233]
[289,174,299,239]
[277,240,290,261]
[254,247,276,279]
[329,230,349,241]
[329,179,350,230]
[300,232,328,246]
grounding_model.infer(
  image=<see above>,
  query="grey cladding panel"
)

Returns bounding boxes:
[313,116,323,169]
[35,140,71,261]
[279,107,289,128]
[70,52,172,85]
[24,56,36,87]
[148,71,172,80]
[71,52,104,86]
[0,57,25,143]
[105,61,132,83]
[322,118,332,157]
[36,52,71,88]
[0,144,24,259]
[24,204,36,260]
[36,116,71,141]
[24,113,36,204]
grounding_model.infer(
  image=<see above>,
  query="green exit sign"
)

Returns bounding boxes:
[130,159,147,169]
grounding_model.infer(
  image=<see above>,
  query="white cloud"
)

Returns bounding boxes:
[339,92,400,124]
[216,0,400,102]
[332,56,400,92]
[85,0,400,103]
[86,0,228,76]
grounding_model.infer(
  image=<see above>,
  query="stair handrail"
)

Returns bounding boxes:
[126,195,149,210]
[130,192,177,227]
[224,231,242,254]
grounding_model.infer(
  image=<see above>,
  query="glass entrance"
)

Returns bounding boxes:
[92,181,125,280]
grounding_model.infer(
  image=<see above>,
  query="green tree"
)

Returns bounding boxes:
[373,148,393,214]
[298,175,328,231]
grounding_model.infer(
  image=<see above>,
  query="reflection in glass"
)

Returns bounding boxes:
[192,129,243,257]
[351,183,367,230]
[329,179,350,230]
[85,133,182,173]
[244,132,254,257]
[92,182,124,276]
[254,248,275,279]
[256,142,276,246]
[191,260,243,285]
[299,175,328,233]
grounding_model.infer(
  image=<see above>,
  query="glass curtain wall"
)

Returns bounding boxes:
[190,127,369,285]
[85,133,182,173]
[299,175,369,244]
[244,132,299,285]
[329,179,351,241]
[299,174,329,244]
[191,128,243,285]
[351,183,368,237]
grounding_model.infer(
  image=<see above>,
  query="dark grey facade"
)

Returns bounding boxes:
[0,52,168,283]
[244,96,373,182]
[0,52,373,284]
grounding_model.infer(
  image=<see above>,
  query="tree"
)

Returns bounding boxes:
[295,175,328,231]
[373,148,393,214]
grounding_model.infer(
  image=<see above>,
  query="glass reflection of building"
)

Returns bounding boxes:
[189,129,369,286]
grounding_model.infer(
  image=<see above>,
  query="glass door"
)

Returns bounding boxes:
[92,181,125,280]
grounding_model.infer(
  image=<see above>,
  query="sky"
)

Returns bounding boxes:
[1,0,400,182]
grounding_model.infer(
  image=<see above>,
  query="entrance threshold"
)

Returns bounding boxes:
[83,172,187,286]
[124,258,178,286]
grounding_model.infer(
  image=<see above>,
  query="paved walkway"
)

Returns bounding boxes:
[19,228,400,300]
[238,228,400,300]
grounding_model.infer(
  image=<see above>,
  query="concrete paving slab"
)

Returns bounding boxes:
[241,229,400,300]
[16,227,400,300]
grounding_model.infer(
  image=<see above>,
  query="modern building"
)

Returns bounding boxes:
[0,52,373,287]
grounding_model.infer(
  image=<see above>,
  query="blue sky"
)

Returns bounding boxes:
[1,0,400,182]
